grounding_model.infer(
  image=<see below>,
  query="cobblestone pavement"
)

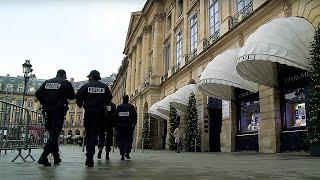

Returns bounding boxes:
[1,146,320,180]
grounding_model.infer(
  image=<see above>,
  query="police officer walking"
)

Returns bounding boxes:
[76,70,112,167]
[36,69,75,166]
[97,101,116,160]
[115,95,137,160]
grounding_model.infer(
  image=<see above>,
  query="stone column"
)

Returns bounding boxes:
[258,85,281,153]
[151,13,165,85]
[220,101,237,152]
[126,56,132,96]
[198,0,207,54]
[135,37,142,91]
[131,48,136,96]
[141,33,147,85]
[182,0,188,58]
[144,26,152,80]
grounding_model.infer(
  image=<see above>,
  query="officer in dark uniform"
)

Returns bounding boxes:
[76,70,112,167]
[115,95,137,160]
[97,101,116,160]
[36,69,75,166]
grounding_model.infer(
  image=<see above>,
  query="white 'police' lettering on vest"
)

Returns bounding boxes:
[88,87,105,93]
[119,112,129,117]
[106,106,111,111]
[45,83,61,89]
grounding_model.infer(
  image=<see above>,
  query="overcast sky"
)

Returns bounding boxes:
[0,0,146,81]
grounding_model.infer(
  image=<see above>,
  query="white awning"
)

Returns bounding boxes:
[236,17,315,87]
[198,48,258,100]
[171,84,198,111]
[148,101,169,120]
[157,94,182,116]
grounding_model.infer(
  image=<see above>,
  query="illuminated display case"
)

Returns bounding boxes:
[282,88,307,129]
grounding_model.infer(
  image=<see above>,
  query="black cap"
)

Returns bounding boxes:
[56,69,66,79]
[123,95,129,103]
[87,70,101,80]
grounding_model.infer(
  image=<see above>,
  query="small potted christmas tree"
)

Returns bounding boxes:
[306,27,320,156]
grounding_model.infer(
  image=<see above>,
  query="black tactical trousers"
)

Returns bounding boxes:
[43,108,64,155]
[84,110,104,159]
[117,127,134,155]
[98,127,113,152]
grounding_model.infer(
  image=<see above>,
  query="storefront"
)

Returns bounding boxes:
[198,48,258,152]
[236,17,315,153]
[234,88,260,151]
[278,65,309,151]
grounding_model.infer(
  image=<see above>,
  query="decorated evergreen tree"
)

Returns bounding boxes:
[169,105,180,150]
[142,113,152,149]
[307,27,320,145]
[184,93,201,152]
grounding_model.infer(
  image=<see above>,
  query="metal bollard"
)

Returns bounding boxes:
[112,136,115,153]
[141,138,144,153]
[82,135,85,152]
[194,139,197,152]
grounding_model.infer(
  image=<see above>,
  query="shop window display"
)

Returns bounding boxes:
[235,89,260,134]
[239,101,260,133]
[282,88,307,129]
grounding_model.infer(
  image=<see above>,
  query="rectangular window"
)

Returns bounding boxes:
[236,0,251,13]
[208,0,219,37]
[189,13,198,53]
[166,14,172,32]
[18,84,24,93]
[282,88,307,129]
[163,43,170,74]
[175,30,183,66]
[177,0,183,18]
[236,89,260,134]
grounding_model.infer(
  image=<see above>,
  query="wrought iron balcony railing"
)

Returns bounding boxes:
[228,1,253,29]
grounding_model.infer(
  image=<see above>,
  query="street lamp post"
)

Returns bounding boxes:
[21,60,33,108]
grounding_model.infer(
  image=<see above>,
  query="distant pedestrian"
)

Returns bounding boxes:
[76,70,112,167]
[115,95,137,160]
[36,69,75,166]
[97,101,116,160]
[174,124,181,153]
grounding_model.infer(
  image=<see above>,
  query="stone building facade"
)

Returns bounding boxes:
[111,0,320,153]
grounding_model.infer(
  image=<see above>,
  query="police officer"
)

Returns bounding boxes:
[76,70,112,167]
[97,101,116,160]
[115,95,137,160]
[36,69,75,166]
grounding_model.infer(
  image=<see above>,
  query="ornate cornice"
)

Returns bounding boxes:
[238,32,244,47]
[153,12,166,23]
[143,25,153,34]
[282,0,292,17]
[137,36,143,44]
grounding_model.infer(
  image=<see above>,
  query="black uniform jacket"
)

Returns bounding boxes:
[104,102,116,129]
[35,76,75,112]
[115,103,137,129]
[75,80,112,111]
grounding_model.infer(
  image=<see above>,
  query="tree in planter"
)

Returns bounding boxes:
[307,27,320,155]
[142,113,152,149]
[169,105,180,150]
[184,93,201,152]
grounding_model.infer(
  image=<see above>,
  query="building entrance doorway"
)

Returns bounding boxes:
[150,117,167,149]
[208,98,222,152]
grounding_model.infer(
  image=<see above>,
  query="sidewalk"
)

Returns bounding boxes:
[0,146,320,180]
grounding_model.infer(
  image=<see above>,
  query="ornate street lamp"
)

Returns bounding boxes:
[21,60,33,108]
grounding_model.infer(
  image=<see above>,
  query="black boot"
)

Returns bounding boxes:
[85,158,94,167]
[105,152,110,160]
[125,153,130,159]
[38,152,51,166]
[97,149,102,160]
[53,152,61,165]
[121,154,125,161]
